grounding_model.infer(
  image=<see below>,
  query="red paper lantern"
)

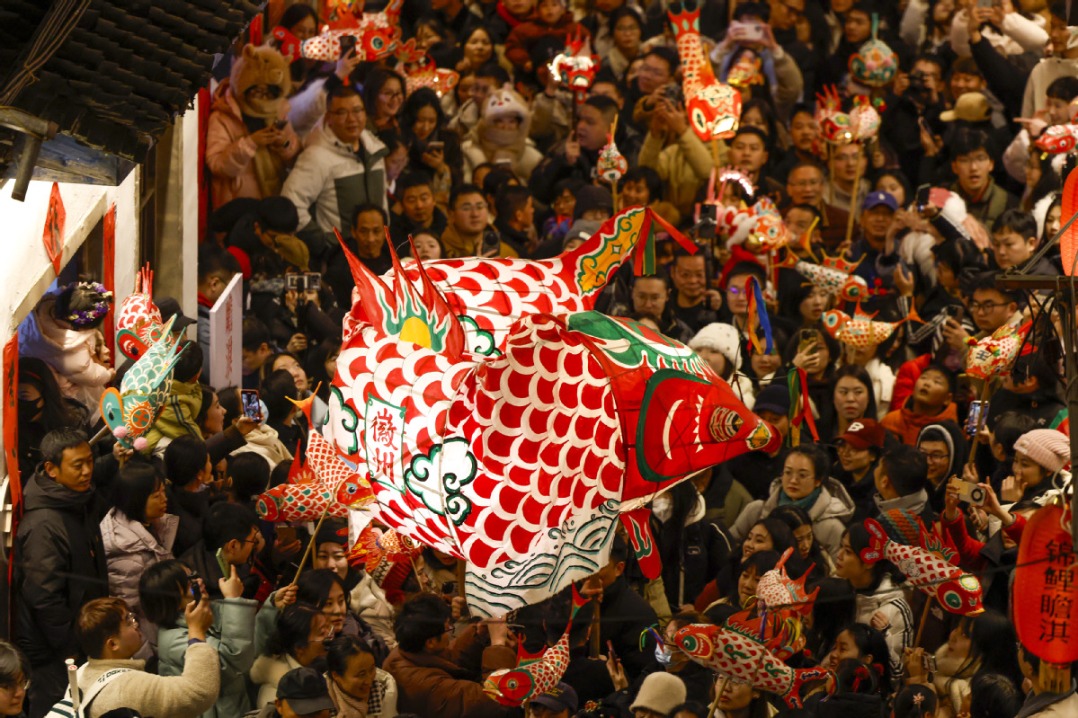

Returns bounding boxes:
[1014,505,1078,665]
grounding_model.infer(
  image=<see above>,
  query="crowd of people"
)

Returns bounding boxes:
[7,0,1078,716]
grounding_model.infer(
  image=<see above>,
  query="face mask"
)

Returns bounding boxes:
[652,494,673,523]
[654,644,673,665]
[18,398,42,423]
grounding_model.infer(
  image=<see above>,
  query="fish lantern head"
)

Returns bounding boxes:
[483,668,535,707]
[938,573,984,616]
[688,83,742,141]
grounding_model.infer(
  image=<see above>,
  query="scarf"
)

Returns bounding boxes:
[779,485,822,511]
[326,675,369,718]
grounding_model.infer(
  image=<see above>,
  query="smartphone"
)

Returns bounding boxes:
[215,547,230,576]
[241,389,262,421]
[965,399,988,436]
[956,480,987,507]
[276,526,297,545]
[441,580,457,595]
[285,273,304,291]
[977,0,994,7]
[339,35,356,58]
[304,272,322,292]
[797,329,819,355]
[922,653,939,672]
[188,572,201,599]
[427,140,445,151]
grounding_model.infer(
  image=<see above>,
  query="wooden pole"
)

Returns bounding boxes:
[844,143,864,246]
[293,508,330,583]
[709,676,729,718]
[590,598,602,658]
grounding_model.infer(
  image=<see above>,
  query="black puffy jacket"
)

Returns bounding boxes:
[14,470,108,665]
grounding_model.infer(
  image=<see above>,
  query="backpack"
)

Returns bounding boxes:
[45,666,135,718]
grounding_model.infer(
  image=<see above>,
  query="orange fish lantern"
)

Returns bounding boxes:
[717,197,788,253]
[548,27,598,105]
[1014,502,1078,692]
[668,1,741,141]
[816,85,853,145]
[822,306,906,349]
[395,38,459,97]
[778,251,870,303]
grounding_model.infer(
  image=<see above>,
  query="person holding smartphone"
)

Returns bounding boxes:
[206,45,300,210]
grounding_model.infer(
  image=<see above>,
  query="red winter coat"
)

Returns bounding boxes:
[504,11,591,70]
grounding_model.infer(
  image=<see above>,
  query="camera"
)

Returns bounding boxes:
[660,83,684,107]
[956,480,986,507]
[285,272,322,293]
[906,72,934,106]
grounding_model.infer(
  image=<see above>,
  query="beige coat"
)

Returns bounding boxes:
[79,642,220,718]
[638,128,724,219]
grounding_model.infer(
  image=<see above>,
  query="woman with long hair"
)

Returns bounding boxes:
[835,525,913,687]
[819,365,879,441]
[400,87,463,205]
[694,518,794,611]
[16,356,87,480]
[363,68,407,133]
[101,459,177,652]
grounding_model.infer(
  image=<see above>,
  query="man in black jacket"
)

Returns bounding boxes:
[15,428,109,718]
[579,535,658,682]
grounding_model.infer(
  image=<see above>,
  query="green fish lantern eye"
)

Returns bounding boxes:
[943,590,962,610]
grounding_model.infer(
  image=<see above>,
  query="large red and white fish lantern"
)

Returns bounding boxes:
[320,208,779,616]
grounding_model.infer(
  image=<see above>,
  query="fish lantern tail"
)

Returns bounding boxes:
[272,26,302,62]
[785,666,835,708]
[859,518,888,565]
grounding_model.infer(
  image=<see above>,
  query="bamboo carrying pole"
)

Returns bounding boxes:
[844,144,865,246]
[293,508,331,584]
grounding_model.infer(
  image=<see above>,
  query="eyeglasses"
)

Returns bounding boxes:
[124,613,139,627]
[920,451,950,462]
[329,108,365,118]
[380,90,404,100]
[968,300,1006,313]
[0,679,29,693]
[955,153,991,166]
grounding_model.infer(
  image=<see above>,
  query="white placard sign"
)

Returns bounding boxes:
[208,273,243,390]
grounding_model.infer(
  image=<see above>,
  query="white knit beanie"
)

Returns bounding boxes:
[689,322,743,371]
[1014,429,1070,475]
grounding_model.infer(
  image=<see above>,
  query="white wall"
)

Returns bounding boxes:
[0,96,203,484]
[0,171,140,466]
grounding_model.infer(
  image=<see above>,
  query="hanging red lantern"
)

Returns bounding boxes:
[1014,503,1078,690]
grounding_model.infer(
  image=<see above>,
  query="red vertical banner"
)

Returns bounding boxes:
[43,182,65,275]
[102,204,117,366]
[2,334,20,509]
[1061,167,1078,276]
[197,86,211,245]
